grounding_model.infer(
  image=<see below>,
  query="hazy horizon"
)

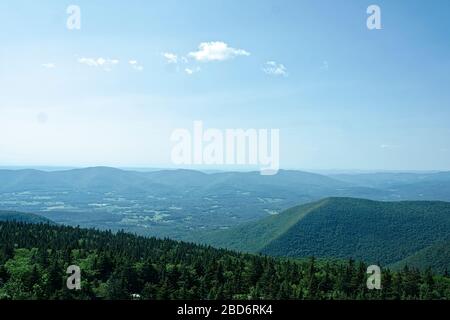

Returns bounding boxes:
[0,164,445,175]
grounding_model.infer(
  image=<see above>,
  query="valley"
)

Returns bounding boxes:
[3,167,450,240]
[1,167,449,273]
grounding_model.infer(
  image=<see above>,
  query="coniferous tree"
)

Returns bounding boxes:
[0,221,449,301]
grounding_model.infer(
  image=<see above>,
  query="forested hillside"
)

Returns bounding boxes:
[0,210,53,224]
[390,241,450,274]
[197,198,450,268]
[1,222,449,300]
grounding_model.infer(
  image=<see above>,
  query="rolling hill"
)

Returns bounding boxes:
[331,171,450,201]
[1,167,450,241]
[196,197,450,268]
[389,240,450,273]
[0,167,387,239]
[0,210,53,224]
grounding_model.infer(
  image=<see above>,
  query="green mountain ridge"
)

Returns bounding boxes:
[196,197,450,269]
[0,210,54,224]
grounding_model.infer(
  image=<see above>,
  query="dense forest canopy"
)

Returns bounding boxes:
[0,222,449,300]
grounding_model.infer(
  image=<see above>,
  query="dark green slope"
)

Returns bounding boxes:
[193,200,327,252]
[198,198,450,266]
[389,241,450,273]
[0,210,53,224]
[261,198,450,265]
[1,221,449,300]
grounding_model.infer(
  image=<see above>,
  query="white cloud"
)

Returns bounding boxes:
[129,60,144,71]
[78,58,98,67]
[78,57,119,71]
[42,63,56,69]
[262,61,288,77]
[185,67,200,75]
[163,52,178,64]
[188,41,250,62]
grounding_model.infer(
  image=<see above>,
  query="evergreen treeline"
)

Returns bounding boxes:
[0,222,449,300]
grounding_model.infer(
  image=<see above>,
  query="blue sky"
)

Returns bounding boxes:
[0,0,449,170]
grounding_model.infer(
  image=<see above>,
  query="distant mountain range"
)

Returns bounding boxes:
[329,171,450,201]
[194,198,450,272]
[1,167,450,240]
